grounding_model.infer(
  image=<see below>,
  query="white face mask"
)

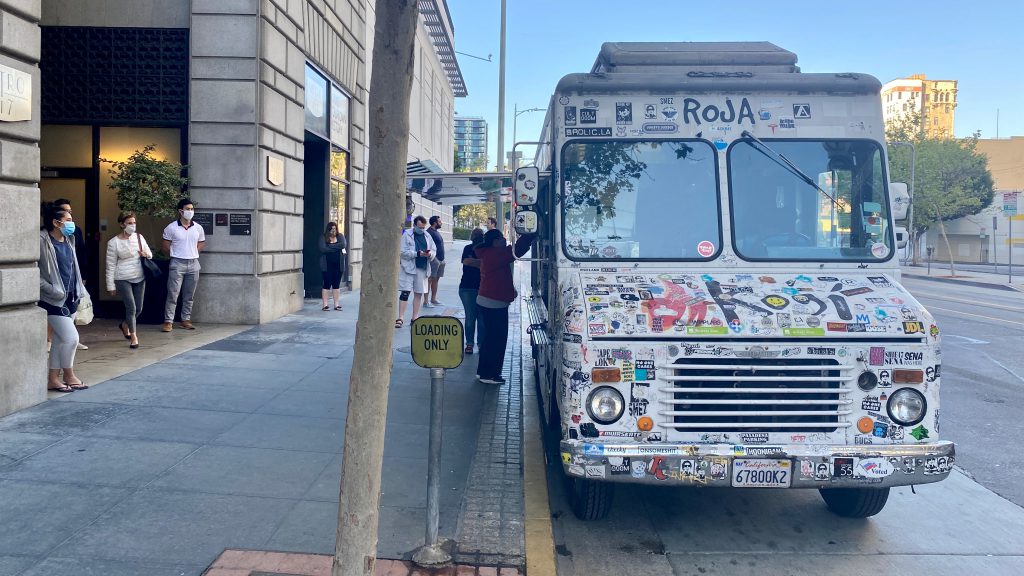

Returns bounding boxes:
[125,224,137,235]
[182,210,194,221]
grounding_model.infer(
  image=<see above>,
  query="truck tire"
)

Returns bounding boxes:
[819,487,890,518]
[567,476,614,520]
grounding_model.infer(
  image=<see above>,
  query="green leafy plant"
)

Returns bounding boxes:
[102,144,189,220]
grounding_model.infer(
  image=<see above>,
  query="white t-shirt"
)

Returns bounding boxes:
[163,219,206,259]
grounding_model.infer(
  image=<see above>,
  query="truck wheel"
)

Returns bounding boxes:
[819,487,890,518]
[567,476,614,520]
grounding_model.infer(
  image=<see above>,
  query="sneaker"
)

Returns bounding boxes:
[479,376,506,385]
[430,301,443,306]
[76,343,88,350]
[161,322,173,332]
[423,302,435,308]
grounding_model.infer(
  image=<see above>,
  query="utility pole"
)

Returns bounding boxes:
[495,0,507,226]
[332,2,417,575]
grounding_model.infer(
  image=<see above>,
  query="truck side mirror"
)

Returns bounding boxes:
[894,225,908,249]
[515,166,539,206]
[889,182,909,221]
[514,208,538,235]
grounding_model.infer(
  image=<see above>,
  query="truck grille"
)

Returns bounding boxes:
[658,358,854,433]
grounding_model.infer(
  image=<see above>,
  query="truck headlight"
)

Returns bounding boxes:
[587,387,624,424]
[886,388,927,426]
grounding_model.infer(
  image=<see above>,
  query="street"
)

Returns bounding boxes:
[538,275,1024,576]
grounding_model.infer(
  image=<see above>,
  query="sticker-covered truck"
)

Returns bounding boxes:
[512,42,952,520]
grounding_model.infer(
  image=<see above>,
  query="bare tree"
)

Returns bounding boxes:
[333,2,418,575]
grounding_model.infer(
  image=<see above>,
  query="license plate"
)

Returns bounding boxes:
[732,459,792,488]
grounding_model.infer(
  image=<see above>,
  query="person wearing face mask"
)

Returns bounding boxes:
[395,215,436,328]
[161,198,206,332]
[105,212,153,348]
[38,202,88,393]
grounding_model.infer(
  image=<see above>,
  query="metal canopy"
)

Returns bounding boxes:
[405,172,512,206]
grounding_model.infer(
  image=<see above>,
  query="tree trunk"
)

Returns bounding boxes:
[935,204,956,277]
[333,2,418,575]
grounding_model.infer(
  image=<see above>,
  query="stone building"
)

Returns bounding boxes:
[882,74,958,139]
[0,0,464,417]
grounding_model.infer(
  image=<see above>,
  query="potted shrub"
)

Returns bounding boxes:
[102,144,189,324]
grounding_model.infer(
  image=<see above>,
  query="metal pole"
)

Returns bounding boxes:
[908,144,916,264]
[412,366,451,567]
[495,0,507,230]
[1010,216,1013,284]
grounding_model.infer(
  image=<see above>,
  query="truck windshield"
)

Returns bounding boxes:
[728,139,892,261]
[561,140,720,260]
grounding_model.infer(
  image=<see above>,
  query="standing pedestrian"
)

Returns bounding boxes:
[458,228,485,355]
[486,217,498,231]
[38,202,88,392]
[47,198,90,350]
[474,229,535,384]
[425,215,446,307]
[162,198,205,332]
[319,221,347,311]
[395,216,435,328]
[105,212,152,349]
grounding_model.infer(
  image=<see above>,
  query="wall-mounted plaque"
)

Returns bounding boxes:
[216,213,228,226]
[229,213,252,236]
[267,156,284,186]
[193,212,214,235]
[0,64,32,122]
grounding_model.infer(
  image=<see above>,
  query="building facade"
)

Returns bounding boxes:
[0,0,463,417]
[453,115,487,169]
[882,74,958,139]
[925,136,1024,264]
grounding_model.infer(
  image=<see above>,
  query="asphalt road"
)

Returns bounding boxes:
[900,276,1024,506]
[540,276,1024,576]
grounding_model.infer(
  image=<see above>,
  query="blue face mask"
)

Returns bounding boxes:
[61,221,76,237]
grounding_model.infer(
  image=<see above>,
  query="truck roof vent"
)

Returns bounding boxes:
[591,42,800,75]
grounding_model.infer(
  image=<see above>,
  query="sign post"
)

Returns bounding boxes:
[409,316,464,567]
[1005,192,1019,283]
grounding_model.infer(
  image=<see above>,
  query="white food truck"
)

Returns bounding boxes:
[512,42,952,520]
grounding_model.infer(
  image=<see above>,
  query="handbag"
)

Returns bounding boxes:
[74,291,94,326]
[137,233,162,280]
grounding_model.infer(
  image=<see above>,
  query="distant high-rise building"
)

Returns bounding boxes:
[881,74,958,139]
[454,116,488,168]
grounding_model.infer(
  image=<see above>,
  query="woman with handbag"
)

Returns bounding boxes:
[105,211,153,349]
[39,202,88,391]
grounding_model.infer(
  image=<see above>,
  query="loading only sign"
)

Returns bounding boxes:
[411,316,464,369]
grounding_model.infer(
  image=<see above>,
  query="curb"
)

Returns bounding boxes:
[902,272,1022,293]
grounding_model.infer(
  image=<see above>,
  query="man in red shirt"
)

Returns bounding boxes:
[473,229,535,384]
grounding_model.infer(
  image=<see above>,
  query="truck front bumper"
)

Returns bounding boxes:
[560,440,956,488]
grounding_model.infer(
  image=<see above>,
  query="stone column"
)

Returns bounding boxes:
[0,0,43,417]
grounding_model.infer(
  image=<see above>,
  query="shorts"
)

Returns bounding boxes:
[429,259,446,279]
[399,267,429,294]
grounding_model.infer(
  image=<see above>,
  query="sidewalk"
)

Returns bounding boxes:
[0,243,526,576]
[901,263,1021,292]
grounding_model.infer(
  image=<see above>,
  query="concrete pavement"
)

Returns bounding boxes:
[901,262,1022,292]
[0,244,527,576]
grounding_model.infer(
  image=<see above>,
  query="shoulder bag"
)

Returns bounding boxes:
[137,234,162,280]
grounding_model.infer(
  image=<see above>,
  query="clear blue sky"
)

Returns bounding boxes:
[447,0,1023,168]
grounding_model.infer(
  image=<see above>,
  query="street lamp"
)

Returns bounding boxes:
[512,104,545,171]
[888,141,916,264]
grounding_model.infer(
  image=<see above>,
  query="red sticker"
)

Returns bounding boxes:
[697,240,715,257]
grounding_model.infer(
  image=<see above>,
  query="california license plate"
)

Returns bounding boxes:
[732,459,792,488]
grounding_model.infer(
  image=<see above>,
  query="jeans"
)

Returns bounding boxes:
[458,288,484,348]
[115,278,145,333]
[47,314,79,369]
[165,257,200,322]
[476,305,509,379]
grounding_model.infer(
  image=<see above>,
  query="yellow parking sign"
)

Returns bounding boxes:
[410,316,464,369]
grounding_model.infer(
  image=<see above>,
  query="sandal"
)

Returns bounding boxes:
[395,319,404,328]
[65,381,89,390]
[322,305,330,311]
[334,306,343,311]
[48,384,74,393]
[119,322,131,340]
[465,345,474,355]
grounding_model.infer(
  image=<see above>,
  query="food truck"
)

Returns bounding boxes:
[511,42,953,520]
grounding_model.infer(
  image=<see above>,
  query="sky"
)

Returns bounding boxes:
[446,0,1024,169]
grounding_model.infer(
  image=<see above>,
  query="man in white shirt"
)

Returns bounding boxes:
[161,198,205,332]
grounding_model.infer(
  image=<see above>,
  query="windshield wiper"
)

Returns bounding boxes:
[739,131,840,207]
